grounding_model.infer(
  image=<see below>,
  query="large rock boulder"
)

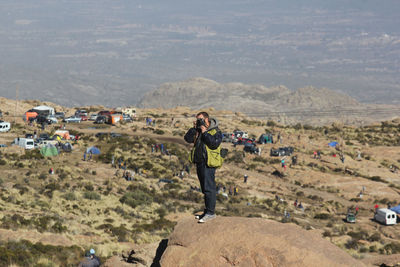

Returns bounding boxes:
[160,216,365,267]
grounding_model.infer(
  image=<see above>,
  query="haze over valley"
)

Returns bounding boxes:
[0,0,399,107]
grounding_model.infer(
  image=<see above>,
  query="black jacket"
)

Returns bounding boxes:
[184,118,222,164]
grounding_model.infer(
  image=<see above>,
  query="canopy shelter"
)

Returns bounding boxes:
[328,141,338,147]
[32,105,55,116]
[390,205,400,214]
[86,146,101,155]
[62,142,73,152]
[40,144,59,157]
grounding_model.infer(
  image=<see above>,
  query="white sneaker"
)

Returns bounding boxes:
[198,214,216,223]
[195,213,205,220]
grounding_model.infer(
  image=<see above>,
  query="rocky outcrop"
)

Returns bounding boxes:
[160,216,365,267]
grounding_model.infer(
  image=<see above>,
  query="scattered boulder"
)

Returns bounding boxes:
[160,216,365,267]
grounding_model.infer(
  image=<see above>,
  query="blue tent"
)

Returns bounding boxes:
[86,146,101,154]
[390,205,400,214]
[328,141,338,147]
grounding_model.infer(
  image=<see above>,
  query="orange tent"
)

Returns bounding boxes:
[24,112,38,122]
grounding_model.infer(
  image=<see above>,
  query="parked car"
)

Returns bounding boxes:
[75,109,88,117]
[39,133,50,140]
[80,114,88,121]
[89,114,98,121]
[243,143,259,154]
[0,144,7,148]
[47,115,58,124]
[346,213,356,223]
[233,130,248,139]
[63,116,82,123]
[94,115,107,124]
[122,114,133,122]
[110,132,122,138]
[98,110,111,116]
[95,132,109,138]
[234,138,255,146]
[0,121,11,132]
[55,112,65,119]
[36,115,53,125]
[374,208,397,225]
[270,147,294,157]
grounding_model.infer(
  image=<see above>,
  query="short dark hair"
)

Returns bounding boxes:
[196,112,209,119]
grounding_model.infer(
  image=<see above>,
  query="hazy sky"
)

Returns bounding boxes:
[0,0,399,106]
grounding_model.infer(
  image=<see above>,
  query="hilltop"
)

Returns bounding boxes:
[0,98,399,266]
[139,78,400,125]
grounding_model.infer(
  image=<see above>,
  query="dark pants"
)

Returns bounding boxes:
[196,162,216,215]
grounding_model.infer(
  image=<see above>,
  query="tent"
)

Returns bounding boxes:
[32,105,55,116]
[54,130,70,140]
[62,142,73,152]
[258,134,273,144]
[86,146,101,154]
[52,135,62,141]
[328,141,338,147]
[390,205,400,214]
[40,144,59,157]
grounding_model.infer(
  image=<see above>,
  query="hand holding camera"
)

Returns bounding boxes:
[195,118,207,133]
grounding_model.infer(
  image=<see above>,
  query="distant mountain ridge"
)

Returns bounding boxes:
[139,77,361,112]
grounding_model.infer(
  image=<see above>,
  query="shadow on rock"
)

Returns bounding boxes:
[151,239,168,267]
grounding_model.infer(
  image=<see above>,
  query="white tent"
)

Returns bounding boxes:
[32,105,55,116]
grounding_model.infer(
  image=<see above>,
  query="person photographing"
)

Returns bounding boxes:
[184,112,223,223]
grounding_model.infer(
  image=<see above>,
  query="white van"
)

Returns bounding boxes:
[13,138,35,150]
[375,208,397,225]
[0,121,10,132]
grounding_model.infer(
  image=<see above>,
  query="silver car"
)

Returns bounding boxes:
[63,116,82,123]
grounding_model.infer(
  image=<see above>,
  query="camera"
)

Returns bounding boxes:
[196,118,206,129]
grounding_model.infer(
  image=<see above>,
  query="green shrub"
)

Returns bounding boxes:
[345,239,359,250]
[154,129,165,135]
[322,230,332,237]
[83,192,101,200]
[347,230,368,241]
[368,232,381,242]
[20,150,42,160]
[62,192,77,201]
[383,242,400,255]
[226,151,244,164]
[120,190,153,208]
[313,213,331,220]
[0,240,82,267]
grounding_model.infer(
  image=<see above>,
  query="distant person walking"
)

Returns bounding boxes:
[281,158,286,171]
[340,154,345,163]
[374,204,379,214]
[244,174,248,183]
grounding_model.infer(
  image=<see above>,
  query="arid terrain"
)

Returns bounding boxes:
[0,98,399,266]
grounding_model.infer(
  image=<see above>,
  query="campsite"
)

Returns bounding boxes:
[0,99,399,266]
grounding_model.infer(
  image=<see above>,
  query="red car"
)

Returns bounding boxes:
[80,114,88,121]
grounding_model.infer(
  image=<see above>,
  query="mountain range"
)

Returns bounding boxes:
[139,77,399,124]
